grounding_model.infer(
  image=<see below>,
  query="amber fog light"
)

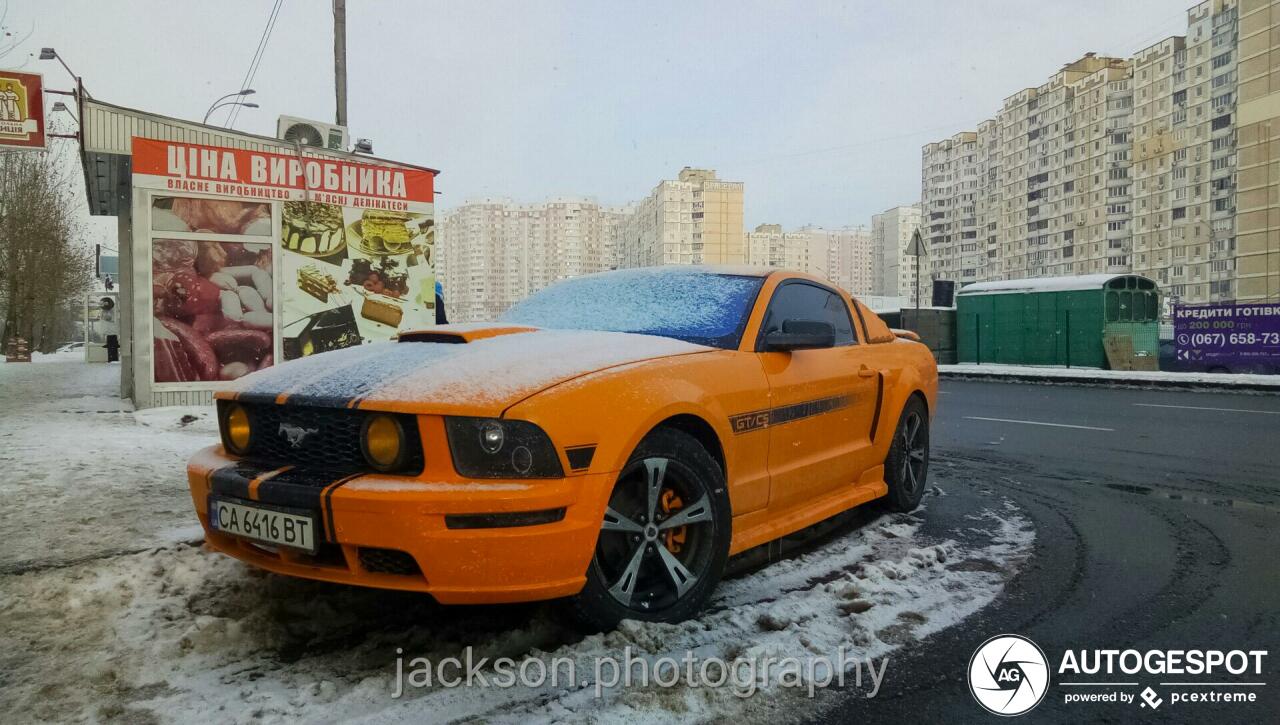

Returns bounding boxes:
[362,414,406,471]
[222,403,252,455]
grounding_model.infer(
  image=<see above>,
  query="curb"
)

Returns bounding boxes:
[938,370,1280,393]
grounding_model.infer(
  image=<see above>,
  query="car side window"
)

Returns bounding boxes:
[759,282,856,347]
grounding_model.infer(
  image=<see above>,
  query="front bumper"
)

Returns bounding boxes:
[187,445,610,604]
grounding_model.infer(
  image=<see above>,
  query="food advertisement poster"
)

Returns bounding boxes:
[132,138,436,386]
[0,70,45,149]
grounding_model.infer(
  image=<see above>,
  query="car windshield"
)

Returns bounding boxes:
[499,268,765,349]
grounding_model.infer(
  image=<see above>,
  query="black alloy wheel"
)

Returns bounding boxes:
[883,396,930,512]
[567,428,730,631]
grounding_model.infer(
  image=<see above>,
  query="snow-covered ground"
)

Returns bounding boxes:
[0,352,214,571]
[1,356,1035,723]
[940,362,1280,388]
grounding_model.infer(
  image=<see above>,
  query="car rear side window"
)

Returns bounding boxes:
[758,282,855,347]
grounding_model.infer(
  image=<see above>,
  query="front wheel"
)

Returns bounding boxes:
[567,428,731,632]
[882,396,929,512]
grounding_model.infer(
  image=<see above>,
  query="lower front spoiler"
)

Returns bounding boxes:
[189,446,613,604]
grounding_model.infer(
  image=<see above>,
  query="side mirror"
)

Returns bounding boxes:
[764,319,836,351]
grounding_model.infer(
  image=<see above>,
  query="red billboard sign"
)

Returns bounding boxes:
[0,70,46,149]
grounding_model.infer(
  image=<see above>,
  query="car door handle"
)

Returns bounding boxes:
[857,365,877,378]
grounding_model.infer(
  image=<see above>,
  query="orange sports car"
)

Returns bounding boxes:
[187,267,937,629]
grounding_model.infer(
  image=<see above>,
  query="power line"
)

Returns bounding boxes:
[226,0,284,129]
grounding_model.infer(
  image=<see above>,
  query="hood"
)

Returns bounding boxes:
[225,326,710,415]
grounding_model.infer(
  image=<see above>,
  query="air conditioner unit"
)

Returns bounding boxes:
[276,115,349,151]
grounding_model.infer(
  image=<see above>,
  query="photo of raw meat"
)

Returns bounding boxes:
[151,196,271,236]
[152,239,275,383]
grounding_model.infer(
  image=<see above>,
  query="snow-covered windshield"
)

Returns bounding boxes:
[499,268,765,349]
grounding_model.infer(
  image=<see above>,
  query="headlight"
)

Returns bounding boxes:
[445,417,564,479]
[362,414,407,472]
[220,402,252,455]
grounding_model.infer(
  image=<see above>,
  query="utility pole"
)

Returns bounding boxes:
[333,0,348,127]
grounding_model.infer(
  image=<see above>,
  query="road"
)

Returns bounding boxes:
[815,379,1280,723]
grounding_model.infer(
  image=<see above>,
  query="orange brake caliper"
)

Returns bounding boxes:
[660,489,686,554]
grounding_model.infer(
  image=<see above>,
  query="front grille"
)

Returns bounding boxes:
[358,547,422,576]
[221,400,423,475]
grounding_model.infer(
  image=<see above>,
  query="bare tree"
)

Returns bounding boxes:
[0,150,93,354]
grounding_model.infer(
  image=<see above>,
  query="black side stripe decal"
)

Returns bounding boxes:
[729,394,853,435]
[868,373,885,442]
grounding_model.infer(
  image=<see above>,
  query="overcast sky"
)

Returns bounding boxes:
[16,0,1192,233]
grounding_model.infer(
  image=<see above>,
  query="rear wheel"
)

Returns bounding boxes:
[567,428,730,631]
[882,396,929,512]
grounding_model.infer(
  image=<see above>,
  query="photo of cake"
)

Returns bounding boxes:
[352,210,419,256]
[297,263,340,302]
[282,201,346,256]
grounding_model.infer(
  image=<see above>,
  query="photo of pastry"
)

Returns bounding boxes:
[297,263,340,302]
[281,201,346,257]
[346,256,409,298]
[282,306,363,360]
[152,196,271,236]
[349,210,426,256]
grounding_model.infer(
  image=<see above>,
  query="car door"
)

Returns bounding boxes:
[755,280,881,510]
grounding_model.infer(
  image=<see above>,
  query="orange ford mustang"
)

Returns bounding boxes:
[188,267,937,629]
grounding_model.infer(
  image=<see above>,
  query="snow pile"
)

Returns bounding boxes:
[941,363,1280,388]
[0,501,1033,723]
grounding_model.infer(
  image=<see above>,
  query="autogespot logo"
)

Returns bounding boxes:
[968,634,1051,716]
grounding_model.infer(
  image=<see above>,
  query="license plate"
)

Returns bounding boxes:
[208,497,318,554]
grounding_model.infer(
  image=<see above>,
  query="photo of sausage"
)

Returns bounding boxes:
[152,238,275,383]
[152,196,271,236]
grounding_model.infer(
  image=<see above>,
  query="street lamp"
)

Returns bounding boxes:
[204,101,258,125]
[51,101,78,123]
[202,89,256,124]
[38,47,91,98]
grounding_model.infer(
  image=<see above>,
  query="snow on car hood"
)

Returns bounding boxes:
[227,328,710,414]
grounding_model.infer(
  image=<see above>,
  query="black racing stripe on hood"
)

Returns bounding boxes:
[238,341,467,409]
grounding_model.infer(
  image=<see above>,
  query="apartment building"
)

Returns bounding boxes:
[436,197,630,321]
[1237,0,1280,300]
[1130,1,1240,303]
[618,167,745,268]
[921,0,1279,308]
[744,223,874,294]
[870,204,923,297]
[811,225,875,295]
[921,131,982,295]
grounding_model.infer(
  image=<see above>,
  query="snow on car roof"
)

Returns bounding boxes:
[957,273,1148,295]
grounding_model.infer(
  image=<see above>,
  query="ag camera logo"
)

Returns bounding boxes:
[969,634,1050,716]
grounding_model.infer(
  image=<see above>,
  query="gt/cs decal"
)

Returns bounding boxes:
[729,394,853,434]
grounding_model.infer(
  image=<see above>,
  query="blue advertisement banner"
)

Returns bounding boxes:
[1173,302,1280,366]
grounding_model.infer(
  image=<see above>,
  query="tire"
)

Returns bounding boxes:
[882,396,929,512]
[566,428,731,632]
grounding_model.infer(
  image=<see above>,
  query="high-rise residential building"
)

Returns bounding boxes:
[996,54,1133,283]
[1229,0,1280,301]
[816,225,875,295]
[618,167,745,268]
[870,204,923,297]
[1131,1,1240,304]
[921,131,981,294]
[437,197,630,321]
[744,223,874,294]
[922,0,1279,309]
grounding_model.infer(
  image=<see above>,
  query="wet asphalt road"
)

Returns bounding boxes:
[815,379,1280,724]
